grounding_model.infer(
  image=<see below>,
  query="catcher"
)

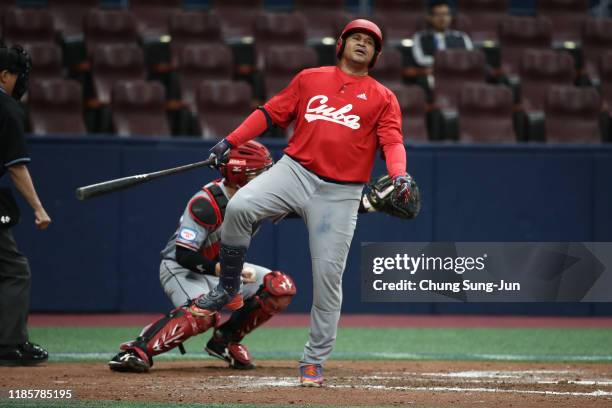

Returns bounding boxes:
[108,140,419,373]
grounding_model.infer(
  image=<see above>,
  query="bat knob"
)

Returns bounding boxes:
[75,188,85,201]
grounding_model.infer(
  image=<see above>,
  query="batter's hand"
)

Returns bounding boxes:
[208,138,233,168]
[34,207,51,230]
[393,174,413,204]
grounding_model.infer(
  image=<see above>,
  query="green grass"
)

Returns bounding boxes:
[27,327,612,363]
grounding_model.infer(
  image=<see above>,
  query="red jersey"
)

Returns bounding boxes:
[263,66,406,183]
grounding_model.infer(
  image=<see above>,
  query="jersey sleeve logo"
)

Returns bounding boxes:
[305,95,361,129]
[179,227,198,242]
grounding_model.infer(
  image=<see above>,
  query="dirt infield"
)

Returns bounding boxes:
[2,360,612,407]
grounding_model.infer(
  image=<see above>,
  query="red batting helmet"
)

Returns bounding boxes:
[221,140,273,188]
[336,19,383,68]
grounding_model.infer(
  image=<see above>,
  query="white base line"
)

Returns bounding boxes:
[194,377,612,398]
[329,385,612,398]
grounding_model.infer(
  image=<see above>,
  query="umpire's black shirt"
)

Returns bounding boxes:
[0,88,29,180]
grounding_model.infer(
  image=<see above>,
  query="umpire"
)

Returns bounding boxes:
[0,44,51,366]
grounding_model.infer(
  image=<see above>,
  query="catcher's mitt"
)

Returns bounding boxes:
[362,174,420,219]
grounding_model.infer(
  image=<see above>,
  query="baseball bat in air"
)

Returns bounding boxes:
[76,156,216,201]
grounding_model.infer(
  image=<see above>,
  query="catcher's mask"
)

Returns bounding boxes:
[336,19,383,68]
[221,140,273,188]
[0,43,31,101]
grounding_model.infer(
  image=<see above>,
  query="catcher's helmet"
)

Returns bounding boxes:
[221,140,273,188]
[336,19,383,68]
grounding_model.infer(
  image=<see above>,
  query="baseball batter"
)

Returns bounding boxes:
[108,141,297,372]
[191,19,413,386]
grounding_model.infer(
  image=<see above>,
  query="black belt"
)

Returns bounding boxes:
[285,154,363,186]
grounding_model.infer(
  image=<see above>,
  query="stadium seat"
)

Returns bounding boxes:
[433,48,487,108]
[254,11,307,70]
[210,0,263,39]
[545,85,601,143]
[389,84,429,141]
[499,16,553,76]
[536,0,587,43]
[458,83,515,142]
[264,45,318,99]
[582,17,612,81]
[169,10,223,64]
[2,7,55,46]
[130,0,181,39]
[23,43,63,82]
[196,80,253,140]
[111,80,169,138]
[91,44,146,105]
[48,0,97,39]
[294,0,352,40]
[84,9,139,57]
[177,44,234,112]
[457,0,508,42]
[370,47,404,88]
[600,51,612,113]
[28,79,86,135]
[372,0,426,44]
[0,0,15,12]
[451,13,473,35]
[519,49,575,111]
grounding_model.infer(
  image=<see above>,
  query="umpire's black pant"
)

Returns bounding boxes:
[0,227,30,347]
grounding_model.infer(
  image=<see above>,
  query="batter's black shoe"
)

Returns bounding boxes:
[205,334,254,370]
[108,350,150,373]
[0,342,48,366]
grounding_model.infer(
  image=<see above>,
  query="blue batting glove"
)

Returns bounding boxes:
[209,139,233,167]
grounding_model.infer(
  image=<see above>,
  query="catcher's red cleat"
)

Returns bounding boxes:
[299,364,323,387]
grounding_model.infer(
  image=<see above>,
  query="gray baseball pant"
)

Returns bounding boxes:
[160,260,268,308]
[220,155,362,366]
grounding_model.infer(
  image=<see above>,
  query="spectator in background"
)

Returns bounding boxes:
[412,0,473,81]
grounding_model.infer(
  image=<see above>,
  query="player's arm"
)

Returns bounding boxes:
[377,92,415,204]
[174,195,220,276]
[7,164,51,230]
[2,110,51,230]
[175,246,217,276]
[377,93,407,179]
